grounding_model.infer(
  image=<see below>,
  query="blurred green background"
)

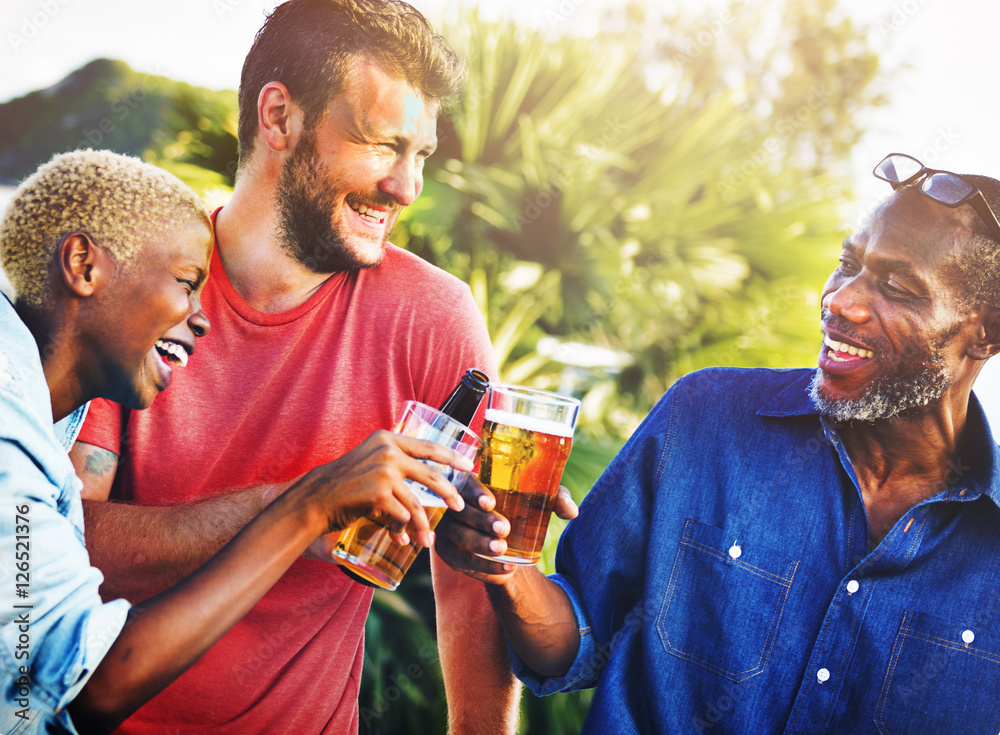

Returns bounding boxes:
[0,0,889,731]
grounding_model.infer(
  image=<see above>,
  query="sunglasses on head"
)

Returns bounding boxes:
[873,153,1000,243]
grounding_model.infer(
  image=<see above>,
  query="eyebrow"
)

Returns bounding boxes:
[184,265,207,287]
[357,118,437,154]
[842,240,923,285]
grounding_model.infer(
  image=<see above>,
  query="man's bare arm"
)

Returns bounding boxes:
[433,553,521,735]
[483,567,581,679]
[71,441,289,603]
[433,479,582,725]
[432,483,582,733]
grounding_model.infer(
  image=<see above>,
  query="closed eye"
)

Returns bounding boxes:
[883,280,913,300]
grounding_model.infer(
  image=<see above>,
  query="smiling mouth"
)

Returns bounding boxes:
[348,200,387,225]
[155,339,189,367]
[824,335,875,363]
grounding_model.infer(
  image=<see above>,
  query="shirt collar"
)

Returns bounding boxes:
[756,369,819,418]
[755,368,1000,508]
[966,392,1000,507]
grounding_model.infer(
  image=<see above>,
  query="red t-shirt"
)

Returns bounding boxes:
[78,217,496,734]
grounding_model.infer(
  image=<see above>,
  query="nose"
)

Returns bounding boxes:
[822,277,872,325]
[378,157,422,207]
[188,297,210,339]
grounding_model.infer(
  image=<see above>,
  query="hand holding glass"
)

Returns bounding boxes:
[332,401,482,590]
[477,385,579,565]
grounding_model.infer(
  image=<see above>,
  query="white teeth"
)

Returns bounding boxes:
[824,336,874,360]
[155,339,188,367]
[349,202,384,223]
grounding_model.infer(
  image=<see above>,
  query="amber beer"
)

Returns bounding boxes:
[333,487,447,589]
[478,386,579,565]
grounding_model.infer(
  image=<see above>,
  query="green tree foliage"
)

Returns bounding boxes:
[614,0,889,174]
[395,0,885,441]
[0,58,238,198]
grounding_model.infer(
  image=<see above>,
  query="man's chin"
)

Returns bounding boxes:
[301,239,385,273]
[808,370,949,423]
[343,237,386,268]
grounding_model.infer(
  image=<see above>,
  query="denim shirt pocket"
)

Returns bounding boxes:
[656,519,800,683]
[874,610,1000,734]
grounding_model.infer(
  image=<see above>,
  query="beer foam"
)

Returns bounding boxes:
[484,409,575,438]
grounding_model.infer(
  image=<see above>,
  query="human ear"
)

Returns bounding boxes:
[58,232,108,298]
[257,82,298,153]
[968,307,1000,360]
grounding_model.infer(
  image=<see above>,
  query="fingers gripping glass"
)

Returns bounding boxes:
[874,153,1000,243]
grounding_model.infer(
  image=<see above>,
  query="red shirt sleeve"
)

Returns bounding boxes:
[76,397,128,455]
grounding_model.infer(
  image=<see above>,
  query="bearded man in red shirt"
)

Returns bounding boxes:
[70,1,521,732]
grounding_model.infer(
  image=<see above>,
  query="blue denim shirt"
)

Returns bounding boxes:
[0,296,130,734]
[512,367,1000,734]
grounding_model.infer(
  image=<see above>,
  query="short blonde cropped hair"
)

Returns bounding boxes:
[0,150,208,310]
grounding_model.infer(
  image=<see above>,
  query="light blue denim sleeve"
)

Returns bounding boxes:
[0,387,129,734]
[506,571,602,695]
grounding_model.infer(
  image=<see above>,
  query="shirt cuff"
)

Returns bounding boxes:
[507,572,601,696]
[53,598,131,713]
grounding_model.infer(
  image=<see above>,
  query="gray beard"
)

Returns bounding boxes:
[810,310,963,423]
[809,366,952,422]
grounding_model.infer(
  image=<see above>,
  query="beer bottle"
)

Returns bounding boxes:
[438,368,490,426]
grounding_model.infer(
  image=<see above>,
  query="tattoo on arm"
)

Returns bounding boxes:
[84,447,118,478]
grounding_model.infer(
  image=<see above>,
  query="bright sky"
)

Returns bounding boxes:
[2,0,999,426]
[3,0,997,189]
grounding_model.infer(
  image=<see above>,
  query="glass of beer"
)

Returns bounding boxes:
[476,384,580,565]
[332,401,481,590]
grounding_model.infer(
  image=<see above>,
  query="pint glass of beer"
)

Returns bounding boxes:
[477,385,580,565]
[332,401,481,590]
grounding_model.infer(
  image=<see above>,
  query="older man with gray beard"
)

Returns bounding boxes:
[435,153,1000,735]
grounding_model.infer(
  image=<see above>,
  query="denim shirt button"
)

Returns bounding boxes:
[728,544,742,560]
[846,580,859,595]
[962,630,975,645]
[817,668,831,683]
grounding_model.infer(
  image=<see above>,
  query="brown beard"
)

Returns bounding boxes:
[275,130,394,273]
